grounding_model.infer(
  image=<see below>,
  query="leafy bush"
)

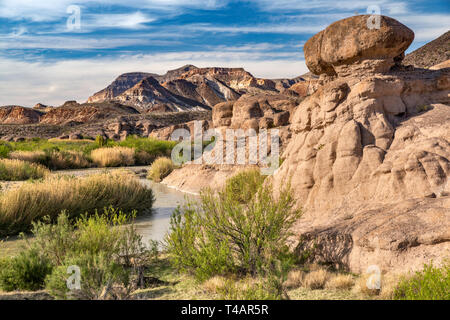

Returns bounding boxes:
[0,142,12,158]
[147,157,175,182]
[165,170,301,282]
[91,147,135,167]
[394,262,450,300]
[0,248,53,291]
[0,159,49,181]
[118,136,176,159]
[95,135,107,147]
[0,209,154,299]
[0,171,154,237]
[40,210,149,299]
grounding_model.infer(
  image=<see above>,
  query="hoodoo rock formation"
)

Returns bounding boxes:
[270,15,449,273]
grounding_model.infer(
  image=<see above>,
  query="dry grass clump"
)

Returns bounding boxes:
[379,273,401,299]
[0,159,49,181]
[285,269,305,289]
[91,147,135,167]
[354,273,381,297]
[147,157,175,182]
[202,276,228,294]
[47,150,91,170]
[0,170,154,237]
[8,150,46,164]
[325,274,355,290]
[303,268,330,290]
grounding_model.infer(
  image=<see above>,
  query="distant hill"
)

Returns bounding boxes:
[87,65,303,112]
[403,31,450,68]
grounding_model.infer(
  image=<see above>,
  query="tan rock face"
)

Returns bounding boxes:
[304,15,414,76]
[267,16,450,273]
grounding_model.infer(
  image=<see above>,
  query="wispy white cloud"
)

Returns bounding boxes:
[0,0,228,22]
[84,12,156,30]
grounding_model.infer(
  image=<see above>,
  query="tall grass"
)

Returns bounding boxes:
[0,159,49,181]
[47,150,91,170]
[147,157,175,182]
[8,150,46,163]
[0,170,154,237]
[91,147,135,167]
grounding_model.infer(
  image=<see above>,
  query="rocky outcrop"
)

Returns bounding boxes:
[304,15,414,77]
[269,15,450,273]
[212,93,300,131]
[403,31,450,69]
[0,106,42,124]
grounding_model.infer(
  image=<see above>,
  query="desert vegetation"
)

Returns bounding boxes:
[0,159,49,181]
[0,209,157,299]
[0,170,154,237]
[0,136,177,173]
[91,147,136,167]
[147,157,175,182]
[165,169,302,298]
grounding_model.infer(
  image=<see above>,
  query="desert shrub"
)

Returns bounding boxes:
[224,169,266,203]
[47,150,91,170]
[0,248,53,292]
[8,150,47,164]
[165,170,301,282]
[1,209,153,299]
[0,171,154,237]
[95,135,107,147]
[303,269,330,290]
[147,157,175,182]
[118,136,176,158]
[325,274,354,290]
[285,269,305,289]
[394,262,450,300]
[135,150,153,165]
[0,159,49,181]
[91,147,135,167]
[40,210,150,299]
[0,142,12,158]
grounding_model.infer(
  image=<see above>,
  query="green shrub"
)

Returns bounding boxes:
[0,142,12,158]
[0,248,53,291]
[165,170,301,281]
[1,208,154,299]
[118,136,176,158]
[147,157,175,182]
[394,262,450,300]
[95,135,107,147]
[40,209,147,299]
[224,169,266,204]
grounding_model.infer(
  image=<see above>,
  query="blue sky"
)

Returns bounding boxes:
[0,0,449,106]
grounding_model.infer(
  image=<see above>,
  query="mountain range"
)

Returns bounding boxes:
[87,65,303,112]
